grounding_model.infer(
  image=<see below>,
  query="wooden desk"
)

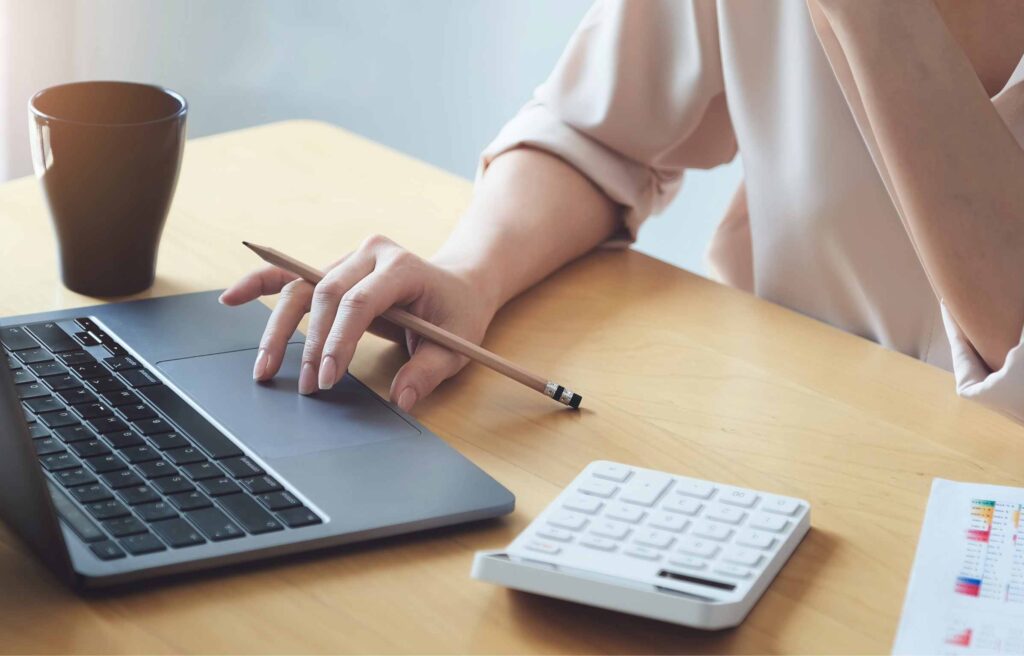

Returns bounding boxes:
[1,120,1022,654]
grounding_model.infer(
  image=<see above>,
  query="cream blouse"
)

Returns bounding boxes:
[480,0,1024,422]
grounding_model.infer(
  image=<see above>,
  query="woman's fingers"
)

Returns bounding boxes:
[254,279,314,381]
[388,341,468,412]
[219,265,298,306]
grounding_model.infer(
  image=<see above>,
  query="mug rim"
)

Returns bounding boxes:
[29,80,187,127]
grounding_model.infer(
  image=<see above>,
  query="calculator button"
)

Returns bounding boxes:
[563,495,603,515]
[676,537,720,558]
[592,462,632,482]
[590,520,631,540]
[719,489,759,508]
[692,521,733,542]
[713,565,752,579]
[548,511,587,531]
[675,480,717,499]
[647,512,688,533]
[605,503,645,524]
[762,497,801,516]
[580,535,618,552]
[723,548,763,567]
[661,496,703,516]
[668,555,708,570]
[749,514,790,533]
[619,472,672,507]
[578,479,618,498]
[736,530,776,550]
[624,546,661,561]
[705,505,746,525]
[633,529,674,550]
[536,527,574,543]
[525,540,561,555]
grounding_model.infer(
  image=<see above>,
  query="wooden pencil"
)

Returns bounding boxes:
[241,241,582,408]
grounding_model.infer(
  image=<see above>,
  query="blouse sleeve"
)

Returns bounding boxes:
[479,0,738,241]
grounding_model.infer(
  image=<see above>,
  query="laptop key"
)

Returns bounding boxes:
[89,541,126,560]
[118,403,155,422]
[55,468,97,488]
[70,483,113,504]
[152,475,194,495]
[105,429,145,449]
[218,493,283,534]
[25,396,64,414]
[46,481,106,543]
[74,331,101,347]
[169,491,213,511]
[42,374,83,391]
[87,417,128,434]
[140,385,243,459]
[198,477,241,497]
[39,410,79,429]
[133,417,173,436]
[102,389,142,407]
[72,363,107,378]
[104,342,128,357]
[181,461,224,481]
[86,499,131,520]
[33,437,65,456]
[84,453,127,474]
[25,322,79,353]
[135,501,178,522]
[118,485,161,506]
[1,326,37,351]
[187,507,245,541]
[119,531,167,555]
[74,402,114,420]
[16,382,49,400]
[220,456,263,479]
[103,516,148,538]
[28,424,50,439]
[57,388,97,406]
[23,409,35,424]
[16,348,54,364]
[165,447,206,466]
[41,452,81,471]
[150,518,205,548]
[137,458,176,479]
[239,475,282,495]
[277,506,322,528]
[103,355,141,372]
[86,376,125,393]
[59,351,96,366]
[11,368,32,384]
[149,431,189,451]
[120,369,160,388]
[54,425,96,443]
[257,491,302,512]
[69,439,112,459]
[101,470,144,489]
[28,361,68,378]
[121,445,160,464]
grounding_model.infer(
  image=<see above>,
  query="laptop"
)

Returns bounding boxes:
[0,290,514,588]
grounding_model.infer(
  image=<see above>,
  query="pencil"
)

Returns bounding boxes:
[241,241,582,408]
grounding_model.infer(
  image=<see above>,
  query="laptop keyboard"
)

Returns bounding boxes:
[2,319,322,562]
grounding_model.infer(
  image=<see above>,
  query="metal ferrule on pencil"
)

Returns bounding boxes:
[545,381,582,409]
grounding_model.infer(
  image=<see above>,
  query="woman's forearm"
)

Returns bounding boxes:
[816,0,1024,370]
[432,148,621,314]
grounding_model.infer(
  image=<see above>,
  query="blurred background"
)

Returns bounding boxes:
[0,0,741,275]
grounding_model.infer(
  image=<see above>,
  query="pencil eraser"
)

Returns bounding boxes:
[569,393,582,409]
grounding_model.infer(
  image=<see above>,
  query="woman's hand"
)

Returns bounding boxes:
[219,234,498,412]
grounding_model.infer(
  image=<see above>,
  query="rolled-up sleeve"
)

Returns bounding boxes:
[942,302,1024,423]
[480,0,738,241]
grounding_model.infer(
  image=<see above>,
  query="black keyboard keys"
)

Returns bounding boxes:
[16,348,53,365]
[68,439,112,459]
[103,355,141,372]
[25,322,79,353]
[257,491,302,512]
[277,507,323,528]
[59,350,95,366]
[89,541,126,560]
[121,445,160,464]
[152,475,194,495]
[181,461,224,480]
[86,499,131,520]
[218,493,282,534]
[120,532,166,555]
[86,376,125,393]
[168,490,212,511]
[54,425,95,443]
[16,382,49,400]
[24,396,64,414]
[120,369,160,388]
[118,485,161,506]
[220,456,263,479]
[149,432,189,450]
[150,518,205,548]
[38,410,79,429]
[47,482,105,543]
[11,368,32,385]
[33,437,64,456]
[133,417,173,436]
[55,468,97,488]
[84,453,127,474]
[135,501,178,522]
[28,423,49,439]
[42,374,83,391]
[239,475,282,495]
[41,452,81,471]
[100,470,144,489]
[197,477,241,497]
[74,402,113,420]
[1,326,37,351]
[71,362,106,378]
[28,361,68,378]
[187,507,244,541]
[103,516,147,538]
[165,447,206,466]
[137,458,176,479]
[105,429,145,449]
[140,385,243,459]
[87,416,128,434]
[57,387,97,406]
[69,483,113,504]
[103,389,141,407]
[118,403,155,422]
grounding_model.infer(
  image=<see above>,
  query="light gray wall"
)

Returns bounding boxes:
[11,0,742,274]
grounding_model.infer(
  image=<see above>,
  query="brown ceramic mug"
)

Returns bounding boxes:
[29,81,187,297]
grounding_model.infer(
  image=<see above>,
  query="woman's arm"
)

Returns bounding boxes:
[813,0,1024,370]
[220,148,618,410]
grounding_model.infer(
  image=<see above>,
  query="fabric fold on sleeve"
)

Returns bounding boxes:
[941,302,1024,423]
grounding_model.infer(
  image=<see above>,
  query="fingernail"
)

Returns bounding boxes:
[217,294,226,305]
[397,388,418,412]
[318,355,337,390]
[252,348,268,380]
[298,362,317,395]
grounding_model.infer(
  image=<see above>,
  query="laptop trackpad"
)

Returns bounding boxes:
[156,343,419,460]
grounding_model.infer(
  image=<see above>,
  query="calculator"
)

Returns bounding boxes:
[472,461,810,629]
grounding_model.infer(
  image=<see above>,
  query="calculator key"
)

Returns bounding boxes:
[525,540,561,556]
[677,537,720,558]
[592,462,632,482]
[536,527,574,543]
[735,530,776,550]
[577,479,618,498]
[624,545,661,561]
[547,511,587,531]
[705,505,747,525]
[724,548,763,567]
[647,512,689,533]
[675,480,718,499]
[580,535,618,552]
[668,555,708,570]
[762,497,801,516]
[590,519,630,540]
[662,496,703,516]
[562,495,603,515]
[605,503,645,524]
[719,489,759,508]
[749,514,790,533]
[713,565,752,580]
[619,472,672,507]
[691,521,734,542]
[633,528,674,550]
